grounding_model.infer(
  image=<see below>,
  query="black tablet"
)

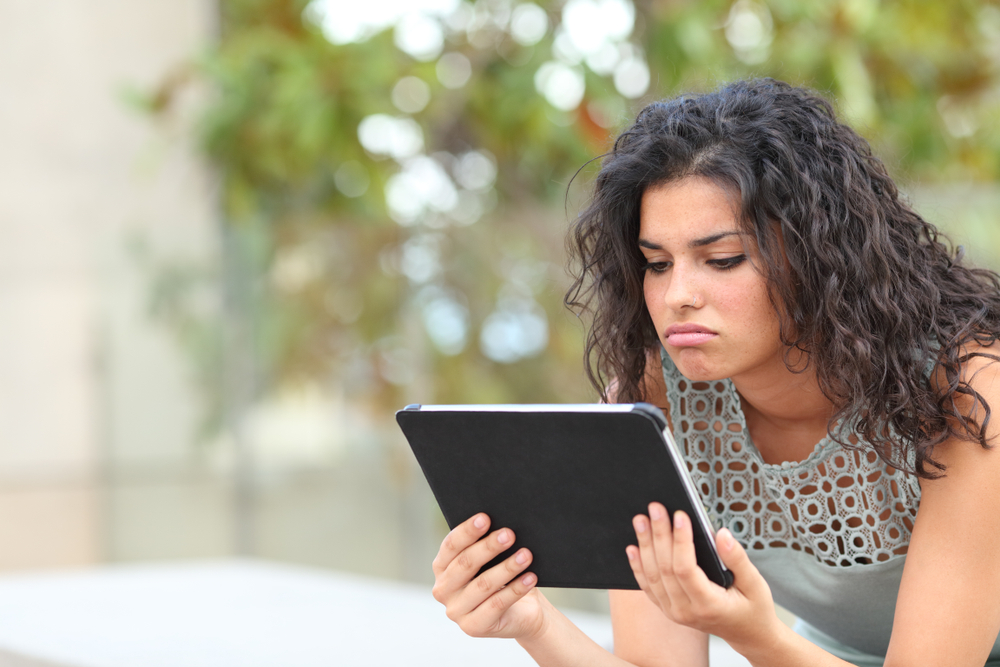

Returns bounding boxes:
[395,403,733,590]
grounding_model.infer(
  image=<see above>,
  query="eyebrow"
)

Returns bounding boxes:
[638,230,746,250]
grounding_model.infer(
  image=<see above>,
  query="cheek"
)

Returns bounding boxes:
[642,276,660,319]
[714,278,775,325]
[713,282,752,314]
[733,283,781,333]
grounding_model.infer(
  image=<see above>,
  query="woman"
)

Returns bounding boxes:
[430,79,1000,666]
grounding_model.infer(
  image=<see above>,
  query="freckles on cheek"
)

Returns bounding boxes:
[733,288,782,338]
[715,291,746,315]
[722,282,769,318]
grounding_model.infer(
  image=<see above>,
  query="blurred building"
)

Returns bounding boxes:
[0,0,219,569]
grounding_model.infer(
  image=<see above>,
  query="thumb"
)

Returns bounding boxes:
[716,528,767,597]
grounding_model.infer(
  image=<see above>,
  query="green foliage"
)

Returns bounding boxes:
[148,0,1000,429]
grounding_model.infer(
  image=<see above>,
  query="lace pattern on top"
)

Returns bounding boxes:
[661,349,921,567]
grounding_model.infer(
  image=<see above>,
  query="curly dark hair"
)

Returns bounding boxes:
[565,78,1000,477]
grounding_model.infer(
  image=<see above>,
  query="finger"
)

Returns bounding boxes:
[458,569,539,637]
[716,528,766,599]
[633,513,661,588]
[648,503,673,574]
[451,546,534,619]
[631,514,663,605]
[634,508,674,604]
[438,527,517,601]
[671,510,713,599]
[432,519,505,605]
[433,513,490,576]
[625,544,652,591]
[648,503,690,604]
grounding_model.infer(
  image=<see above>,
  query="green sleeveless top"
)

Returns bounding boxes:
[659,347,1000,665]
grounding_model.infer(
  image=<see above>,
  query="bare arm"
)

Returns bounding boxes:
[609,590,709,667]
[882,347,1000,666]
[512,589,708,667]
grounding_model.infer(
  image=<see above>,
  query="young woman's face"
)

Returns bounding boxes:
[639,177,786,383]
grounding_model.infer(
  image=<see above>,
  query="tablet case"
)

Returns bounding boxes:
[396,403,733,590]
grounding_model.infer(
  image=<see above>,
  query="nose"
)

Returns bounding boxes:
[662,261,701,311]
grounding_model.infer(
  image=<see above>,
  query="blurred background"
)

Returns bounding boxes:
[3,0,1000,620]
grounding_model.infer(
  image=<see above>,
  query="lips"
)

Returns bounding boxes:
[664,323,718,347]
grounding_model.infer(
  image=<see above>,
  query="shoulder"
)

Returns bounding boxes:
[930,339,1000,435]
[957,340,1000,395]
[921,340,1000,484]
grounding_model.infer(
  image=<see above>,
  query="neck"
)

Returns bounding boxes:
[731,350,837,464]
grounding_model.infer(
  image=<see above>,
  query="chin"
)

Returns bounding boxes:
[676,368,727,382]
[667,349,728,382]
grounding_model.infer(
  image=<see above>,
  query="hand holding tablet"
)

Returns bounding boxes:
[396,403,733,590]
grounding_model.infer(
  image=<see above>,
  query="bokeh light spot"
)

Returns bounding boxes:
[436,51,473,88]
[613,55,649,98]
[385,157,459,225]
[395,13,446,61]
[480,296,549,363]
[392,76,432,113]
[358,114,424,159]
[420,287,470,355]
[399,234,444,283]
[510,3,549,46]
[535,61,585,111]
[561,0,634,56]
[724,0,773,64]
[454,150,497,190]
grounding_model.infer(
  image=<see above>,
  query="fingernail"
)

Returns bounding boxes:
[674,512,686,529]
[634,517,647,533]
[521,573,536,587]
[515,550,528,565]
[649,504,663,520]
[498,530,511,545]
[474,515,486,529]
[626,547,636,561]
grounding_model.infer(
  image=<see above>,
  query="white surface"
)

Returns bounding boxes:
[0,560,750,666]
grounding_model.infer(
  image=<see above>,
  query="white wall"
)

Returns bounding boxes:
[0,0,218,569]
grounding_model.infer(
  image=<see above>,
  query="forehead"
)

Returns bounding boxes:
[638,177,742,241]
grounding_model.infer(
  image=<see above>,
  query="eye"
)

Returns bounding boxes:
[707,255,746,271]
[642,261,671,274]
